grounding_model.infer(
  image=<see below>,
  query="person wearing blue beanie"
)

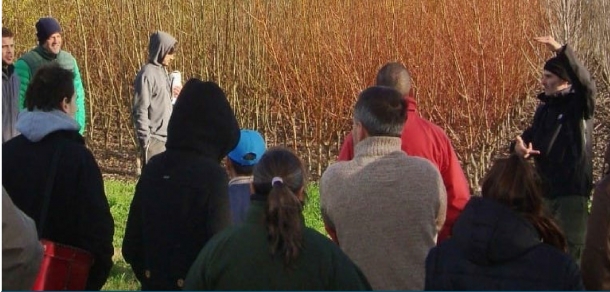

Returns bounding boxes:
[35,17,62,45]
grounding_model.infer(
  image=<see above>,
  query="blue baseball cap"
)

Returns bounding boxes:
[228,130,266,166]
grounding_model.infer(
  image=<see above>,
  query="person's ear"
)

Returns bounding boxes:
[60,97,70,113]
[359,125,370,140]
[225,157,233,171]
[352,120,368,145]
[295,186,305,201]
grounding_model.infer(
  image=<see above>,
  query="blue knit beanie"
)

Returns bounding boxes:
[36,17,62,43]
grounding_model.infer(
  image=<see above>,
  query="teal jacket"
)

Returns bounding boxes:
[14,46,86,134]
[184,199,372,290]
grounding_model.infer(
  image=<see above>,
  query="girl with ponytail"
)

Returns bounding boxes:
[184,147,371,290]
[425,154,583,290]
[251,148,306,265]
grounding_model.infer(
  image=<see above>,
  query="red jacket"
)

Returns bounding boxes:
[338,96,470,243]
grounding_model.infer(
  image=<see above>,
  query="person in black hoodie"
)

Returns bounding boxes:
[2,63,114,290]
[122,79,240,290]
[425,154,583,290]
[512,36,596,263]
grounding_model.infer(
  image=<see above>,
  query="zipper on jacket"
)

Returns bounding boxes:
[546,124,562,155]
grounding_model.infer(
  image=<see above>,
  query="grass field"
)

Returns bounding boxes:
[101,179,325,291]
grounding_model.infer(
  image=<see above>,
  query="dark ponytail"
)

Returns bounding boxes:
[522,213,567,251]
[482,154,567,251]
[252,147,307,266]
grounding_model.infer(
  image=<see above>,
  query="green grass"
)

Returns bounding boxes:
[304,183,326,234]
[101,179,325,291]
[102,180,139,291]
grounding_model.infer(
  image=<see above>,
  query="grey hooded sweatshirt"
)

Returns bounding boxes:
[132,31,177,147]
[15,110,80,142]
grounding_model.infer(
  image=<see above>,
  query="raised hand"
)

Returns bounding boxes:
[534,36,562,52]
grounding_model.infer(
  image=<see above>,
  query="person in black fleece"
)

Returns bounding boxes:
[513,36,596,263]
[122,79,240,290]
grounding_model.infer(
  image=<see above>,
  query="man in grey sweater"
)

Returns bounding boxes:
[133,31,179,167]
[320,86,447,290]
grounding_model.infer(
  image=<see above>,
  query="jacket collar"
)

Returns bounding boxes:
[34,45,59,60]
[229,176,252,186]
[405,95,422,122]
[2,64,14,79]
[354,136,402,158]
[16,109,80,142]
[537,86,574,104]
[405,96,418,113]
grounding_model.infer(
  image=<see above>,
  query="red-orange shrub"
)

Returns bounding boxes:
[2,0,547,185]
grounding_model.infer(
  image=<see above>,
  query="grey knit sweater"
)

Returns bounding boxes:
[321,136,447,290]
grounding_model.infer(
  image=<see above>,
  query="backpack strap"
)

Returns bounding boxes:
[37,143,65,237]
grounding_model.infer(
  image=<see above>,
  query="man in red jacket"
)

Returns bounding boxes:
[338,62,470,243]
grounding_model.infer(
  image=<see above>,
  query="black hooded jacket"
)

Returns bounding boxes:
[425,197,583,290]
[3,110,114,291]
[122,80,240,290]
[517,44,596,198]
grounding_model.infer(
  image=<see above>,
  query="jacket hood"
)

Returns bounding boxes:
[165,79,240,161]
[15,110,80,142]
[452,197,541,265]
[148,31,177,66]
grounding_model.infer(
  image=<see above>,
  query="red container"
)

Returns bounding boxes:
[32,239,94,291]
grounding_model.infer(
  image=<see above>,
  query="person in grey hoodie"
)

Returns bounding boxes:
[2,63,114,290]
[132,30,179,167]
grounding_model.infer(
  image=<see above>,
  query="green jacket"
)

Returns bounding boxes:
[184,200,372,290]
[14,46,86,134]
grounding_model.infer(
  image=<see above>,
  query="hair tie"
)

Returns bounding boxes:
[271,177,283,186]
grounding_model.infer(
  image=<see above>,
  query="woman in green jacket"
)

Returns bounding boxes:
[184,147,371,290]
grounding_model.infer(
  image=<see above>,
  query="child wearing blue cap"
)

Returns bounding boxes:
[226,129,266,224]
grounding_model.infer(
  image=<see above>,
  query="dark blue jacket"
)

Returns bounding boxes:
[227,177,252,224]
[425,197,584,290]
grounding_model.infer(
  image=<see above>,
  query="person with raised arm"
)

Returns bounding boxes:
[512,36,596,264]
